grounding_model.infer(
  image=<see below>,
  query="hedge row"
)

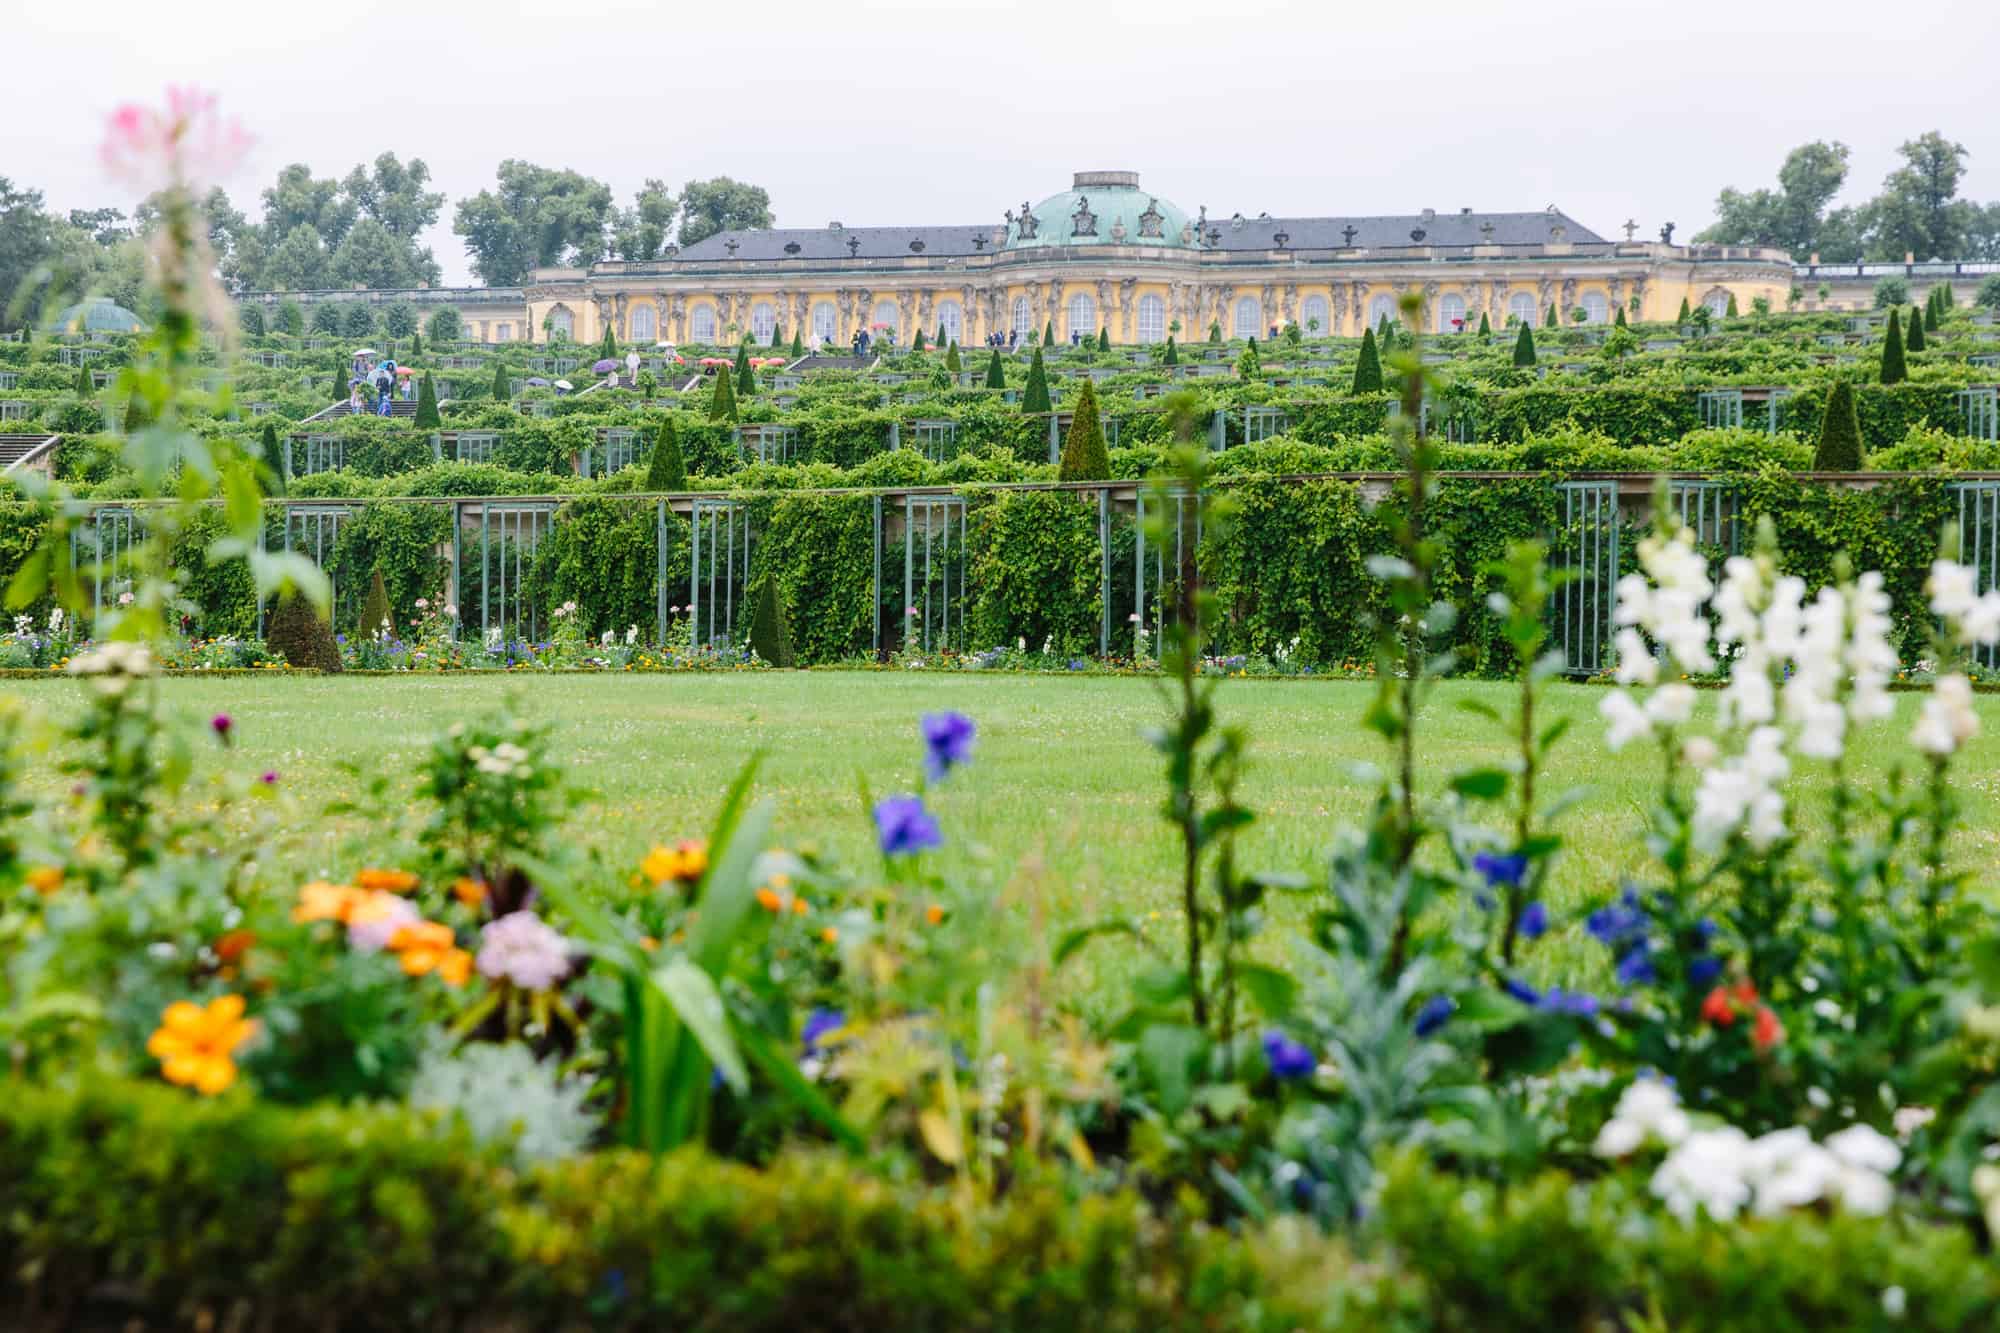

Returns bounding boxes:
[2,1079,1994,1332]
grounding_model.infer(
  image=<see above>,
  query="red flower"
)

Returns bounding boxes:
[1730,980,1759,1007]
[1752,1005,1785,1052]
[1700,985,1737,1027]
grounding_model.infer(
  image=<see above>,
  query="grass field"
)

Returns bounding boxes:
[12,671,2000,1002]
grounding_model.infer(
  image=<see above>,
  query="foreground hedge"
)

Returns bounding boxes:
[4,1079,1998,1331]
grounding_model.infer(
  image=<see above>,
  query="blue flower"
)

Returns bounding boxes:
[1414,995,1455,1038]
[1540,987,1600,1017]
[920,712,976,782]
[1687,955,1723,987]
[1615,944,1656,987]
[1502,977,1541,1005]
[1519,901,1549,939]
[1262,1029,1316,1080]
[874,794,943,858]
[1586,888,1648,949]
[1473,850,1528,888]
[801,1007,847,1051]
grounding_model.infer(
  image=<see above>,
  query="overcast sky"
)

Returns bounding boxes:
[8,0,1999,284]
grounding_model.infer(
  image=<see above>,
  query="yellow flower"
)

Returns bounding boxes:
[641,839,708,886]
[389,920,458,975]
[354,867,420,893]
[754,887,783,913]
[821,926,839,943]
[147,994,256,1095]
[924,903,945,926]
[293,879,364,924]
[452,877,489,908]
[26,865,63,895]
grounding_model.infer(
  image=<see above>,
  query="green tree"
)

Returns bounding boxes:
[708,368,737,421]
[1905,307,1926,352]
[1866,132,1976,262]
[1814,380,1864,470]
[357,567,391,639]
[1879,308,1908,384]
[1694,140,1852,259]
[733,342,755,395]
[944,342,961,372]
[676,177,773,248]
[1162,335,1179,366]
[1477,311,1491,335]
[610,178,678,261]
[1057,379,1110,481]
[264,591,342,672]
[382,300,417,338]
[425,307,460,343]
[1096,327,1110,353]
[342,303,375,338]
[1677,296,1692,323]
[1978,275,2000,310]
[1237,337,1261,377]
[747,575,795,667]
[645,416,686,490]
[1924,291,1941,332]
[1207,320,1221,343]
[912,328,927,352]
[1725,293,1739,318]
[275,299,304,337]
[1873,276,1909,308]
[1022,346,1051,413]
[984,347,1006,389]
[259,421,286,493]
[768,322,784,350]
[1512,322,1537,368]
[414,371,440,427]
[491,360,511,402]
[326,218,427,290]
[72,363,93,397]
[239,303,266,337]
[936,323,947,349]
[1613,306,1627,328]
[1545,303,1559,329]
[310,302,342,334]
[1043,319,1055,347]
[452,160,615,285]
[1352,326,1384,392]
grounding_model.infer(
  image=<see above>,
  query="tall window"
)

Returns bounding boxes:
[938,300,962,345]
[1581,292,1609,324]
[752,302,776,344]
[547,308,573,339]
[495,324,512,343]
[871,300,900,335]
[1233,295,1262,338]
[812,301,837,343]
[1438,293,1466,331]
[1508,292,1536,327]
[1705,291,1729,318]
[1067,292,1096,339]
[690,304,717,342]
[1012,295,1032,337]
[1137,293,1166,343]
[1368,294,1395,328]
[630,304,657,342]
[1301,294,1329,336]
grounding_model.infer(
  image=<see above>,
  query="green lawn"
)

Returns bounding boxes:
[11,671,2000,1002]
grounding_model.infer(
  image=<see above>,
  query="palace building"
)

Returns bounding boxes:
[248,170,1803,344]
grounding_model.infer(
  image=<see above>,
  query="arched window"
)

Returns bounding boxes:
[938,300,962,346]
[1581,292,1609,325]
[1507,292,1536,327]
[630,303,657,343]
[1438,293,1466,332]
[752,302,776,344]
[495,324,512,343]
[1012,296,1033,337]
[546,307,573,340]
[1301,294,1329,337]
[1368,294,1395,328]
[1233,295,1262,339]
[689,304,717,342]
[1067,292,1096,339]
[1137,293,1166,343]
[1705,291,1729,318]
[871,300,900,335]
[812,301,837,343]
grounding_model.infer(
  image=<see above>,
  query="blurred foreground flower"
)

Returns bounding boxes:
[147,994,256,1095]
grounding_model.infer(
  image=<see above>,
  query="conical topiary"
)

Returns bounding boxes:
[790,328,804,358]
[1725,293,1739,318]
[1352,326,1384,393]
[645,416,686,490]
[74,363,93,396]
[936,323,947,349]
[1096,327,1110,353]
[1238,337,1261,377]
[260,421,286,493]
[1513,322,1537,368]
[1677,296,1692,323]
[733,342,754,395]
[1614,306,1627,328]
[598,325,616,361]
[1207,320,1221,343]
[1477,311,1491,336]
[709,367,738,421]
[414,371,440,428]
[769,323,783,350]
[1813,380,1863,470]
[1906,307,1927,352]
[747,575,795,667]
[1043,319,1055,348]
[265,589,342,672]
[1058,379,1110,482]
[984,347,1006,389]
[357,567,391,640]
[1162,335,1179,366]
[913,329,927,353]
[1880,308,1907,385]
[944,342,961,372]
[1022,346,1051,414]
[1545,304,1559,329]
[411,331,422,359]
[491,360,511,402]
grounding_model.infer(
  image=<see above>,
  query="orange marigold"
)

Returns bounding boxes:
[147,994,257,1095]
[755,887,783,913]
[214,929,256,964]
[641,839,709,885]
[389,920,460,978]
[26,866,63,895]
[293,880,365,924]
[924,904,945,926]
[452,877,489,908]
[354,868,421,893]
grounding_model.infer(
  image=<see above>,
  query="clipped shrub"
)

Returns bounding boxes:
[1058,380,1110,481]
[1906,308,1926,352]
[1351,327,1383,393]
[984,348,1006,389]
[1163,335,1179,366]
[733,343,755,395]
[1545,303,1559,329]
[1022,347,1051,414]
[264,589,342,671]
[1814,380,1864,471]
[709,369,738,422]
[1726,293,1739,318]
[747,574,795,667]
[1513,322,1537,368]
[912,329,927,353]
[1043,319,1055,347]
[259,421,286,493]
[356,567,391,639]
[597,324,616,361]
[1677,296,1692,322]
[73,363,93,397]
[944,342,961,373]
[1880,309,1908,385]
[646,417,687,490]
[1097,327,1110,352]
[491,360,510,402]
[1207,320,1221,343]
[414,372,440,428]
[1478,311,1491,335]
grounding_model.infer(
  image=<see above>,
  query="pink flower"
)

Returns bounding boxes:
[100,86,250,198]
[476,911,571,990]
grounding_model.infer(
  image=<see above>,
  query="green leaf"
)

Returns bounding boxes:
[1234,962,1297,1019]
[1132,964,1193,1008]
[1054,919,1142,966]
[1449,768,1510,800]
[1137,1023,1205,1116]
[652,958,747,1094]
[1455,698,1502,721]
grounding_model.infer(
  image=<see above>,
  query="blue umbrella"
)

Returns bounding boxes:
[525,376,550,386]
[592,358,618,373]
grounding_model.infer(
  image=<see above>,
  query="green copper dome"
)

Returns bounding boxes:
[48,298,145,334]
[1004,171,1196,250]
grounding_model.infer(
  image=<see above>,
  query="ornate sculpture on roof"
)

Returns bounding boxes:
[1138,198,1164,239]
[1015,202,1038,240]
[1071,196,1097,237]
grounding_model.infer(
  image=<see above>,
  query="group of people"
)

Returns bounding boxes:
[347,354,411,416]
[984,330,1020,350]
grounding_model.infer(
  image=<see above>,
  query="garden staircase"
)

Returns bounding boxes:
[0,433,59,476]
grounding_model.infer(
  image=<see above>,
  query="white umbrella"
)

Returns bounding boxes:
[351,347,378,357]
[553,378,573,391]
